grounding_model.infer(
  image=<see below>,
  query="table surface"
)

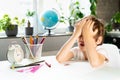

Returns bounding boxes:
[0,56,120,80]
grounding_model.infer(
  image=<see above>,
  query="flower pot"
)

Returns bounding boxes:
[25,27,33,35]
[68,25,74,32]
[5,25,18,37]
[113,23,120,30]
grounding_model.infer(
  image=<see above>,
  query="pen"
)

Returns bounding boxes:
[10,63,40,69]
[10,60,45,69]
[33,35,39,44]
[35,35,39,44]
[40,37,46,44]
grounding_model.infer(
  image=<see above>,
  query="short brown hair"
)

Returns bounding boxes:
[89,15,105,45]
[87,15,105,45]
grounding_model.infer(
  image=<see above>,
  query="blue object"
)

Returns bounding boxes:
[40,10,59,29]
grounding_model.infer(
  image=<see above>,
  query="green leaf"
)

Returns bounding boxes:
[77,12,84,18]
[90,0,97,4]
[105,23,113,32]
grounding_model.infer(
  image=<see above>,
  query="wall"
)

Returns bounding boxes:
[97,0,120,22]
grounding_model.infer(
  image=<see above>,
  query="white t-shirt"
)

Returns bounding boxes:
[71,44,120,67]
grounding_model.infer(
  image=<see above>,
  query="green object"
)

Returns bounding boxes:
[105,11,120,32]
[89,0,97,16]
[40,10,59,29]
[58,0,84,25]
[111,11,120,23]
[57,0,97,26]
[26,10,35,28]
[26,10,35,17]
[105,23,113,32]
[0,14,25,31]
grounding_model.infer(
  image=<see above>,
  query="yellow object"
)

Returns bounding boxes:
[41,17,44,22]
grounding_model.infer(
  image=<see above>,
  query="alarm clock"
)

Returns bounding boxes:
[7,44,24,64]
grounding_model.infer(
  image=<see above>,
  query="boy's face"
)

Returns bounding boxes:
[77,33,101,52]
[77,35,86,52]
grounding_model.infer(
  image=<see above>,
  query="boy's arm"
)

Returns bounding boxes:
[56,35,77,63]
[82,20,106,67]
[56,20,86,63]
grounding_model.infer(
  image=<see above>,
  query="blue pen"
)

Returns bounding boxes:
[36,35,39,44]
[34,38,36,44]
[34,35,38,44]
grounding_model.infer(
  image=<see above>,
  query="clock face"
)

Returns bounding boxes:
[7,44,24,64]
[14,51,24,63]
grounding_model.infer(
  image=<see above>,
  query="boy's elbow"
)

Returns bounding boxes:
[90,60,104,68]
[90,62,101,68]
[56,55,64,63]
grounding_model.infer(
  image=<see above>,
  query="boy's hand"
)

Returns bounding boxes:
[82,19,97,39]
[73,18,87,38]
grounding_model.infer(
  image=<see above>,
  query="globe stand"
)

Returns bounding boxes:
[48,29,52,35]
[43,28,55,36]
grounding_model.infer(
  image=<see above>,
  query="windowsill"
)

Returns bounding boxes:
[0,32,72,39]
[37,32,72,37]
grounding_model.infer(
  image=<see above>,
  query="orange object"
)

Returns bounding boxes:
[30,36,34,44]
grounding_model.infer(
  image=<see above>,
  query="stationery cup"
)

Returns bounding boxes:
[25,44,43,61]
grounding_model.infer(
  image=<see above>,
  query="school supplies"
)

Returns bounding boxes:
[30,36,34,45]
[21,36,46,61]
[40,37,46,44]
[22,37,35,59]
[10,60,45,69]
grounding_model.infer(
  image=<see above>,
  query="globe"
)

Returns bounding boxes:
[40,10,59,35]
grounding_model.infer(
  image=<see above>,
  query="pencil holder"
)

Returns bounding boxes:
[25,44,43,61]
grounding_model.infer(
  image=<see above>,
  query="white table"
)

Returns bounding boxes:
[0,56,120,80]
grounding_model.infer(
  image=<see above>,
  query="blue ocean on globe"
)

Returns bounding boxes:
[40,10,59,29]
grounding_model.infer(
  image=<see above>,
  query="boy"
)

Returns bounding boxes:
[56,15,120,68]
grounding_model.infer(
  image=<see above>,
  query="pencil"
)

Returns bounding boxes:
[21,37,35,59]
[30,36,34,45]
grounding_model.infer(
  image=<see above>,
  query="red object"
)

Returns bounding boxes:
[45,62,51,68]
[40,37,46,44]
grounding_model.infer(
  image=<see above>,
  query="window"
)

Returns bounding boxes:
[0,0,91,37]
[0,0,34,36]
[36,0,91,34]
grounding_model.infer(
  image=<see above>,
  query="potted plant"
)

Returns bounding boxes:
[25,20,33,35]
[58,0,97,33]
[25,10,35,35]
[105,11,120,33]
[0,14,25,37]
[111,11,120,30]
[59,0,84,32]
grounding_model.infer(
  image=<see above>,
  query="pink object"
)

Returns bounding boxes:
[30,65,41,73]
[17,64,43,73]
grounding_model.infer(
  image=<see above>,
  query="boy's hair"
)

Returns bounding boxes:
[89,15,105,45]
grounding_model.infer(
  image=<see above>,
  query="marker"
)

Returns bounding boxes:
[40,37,46,44]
